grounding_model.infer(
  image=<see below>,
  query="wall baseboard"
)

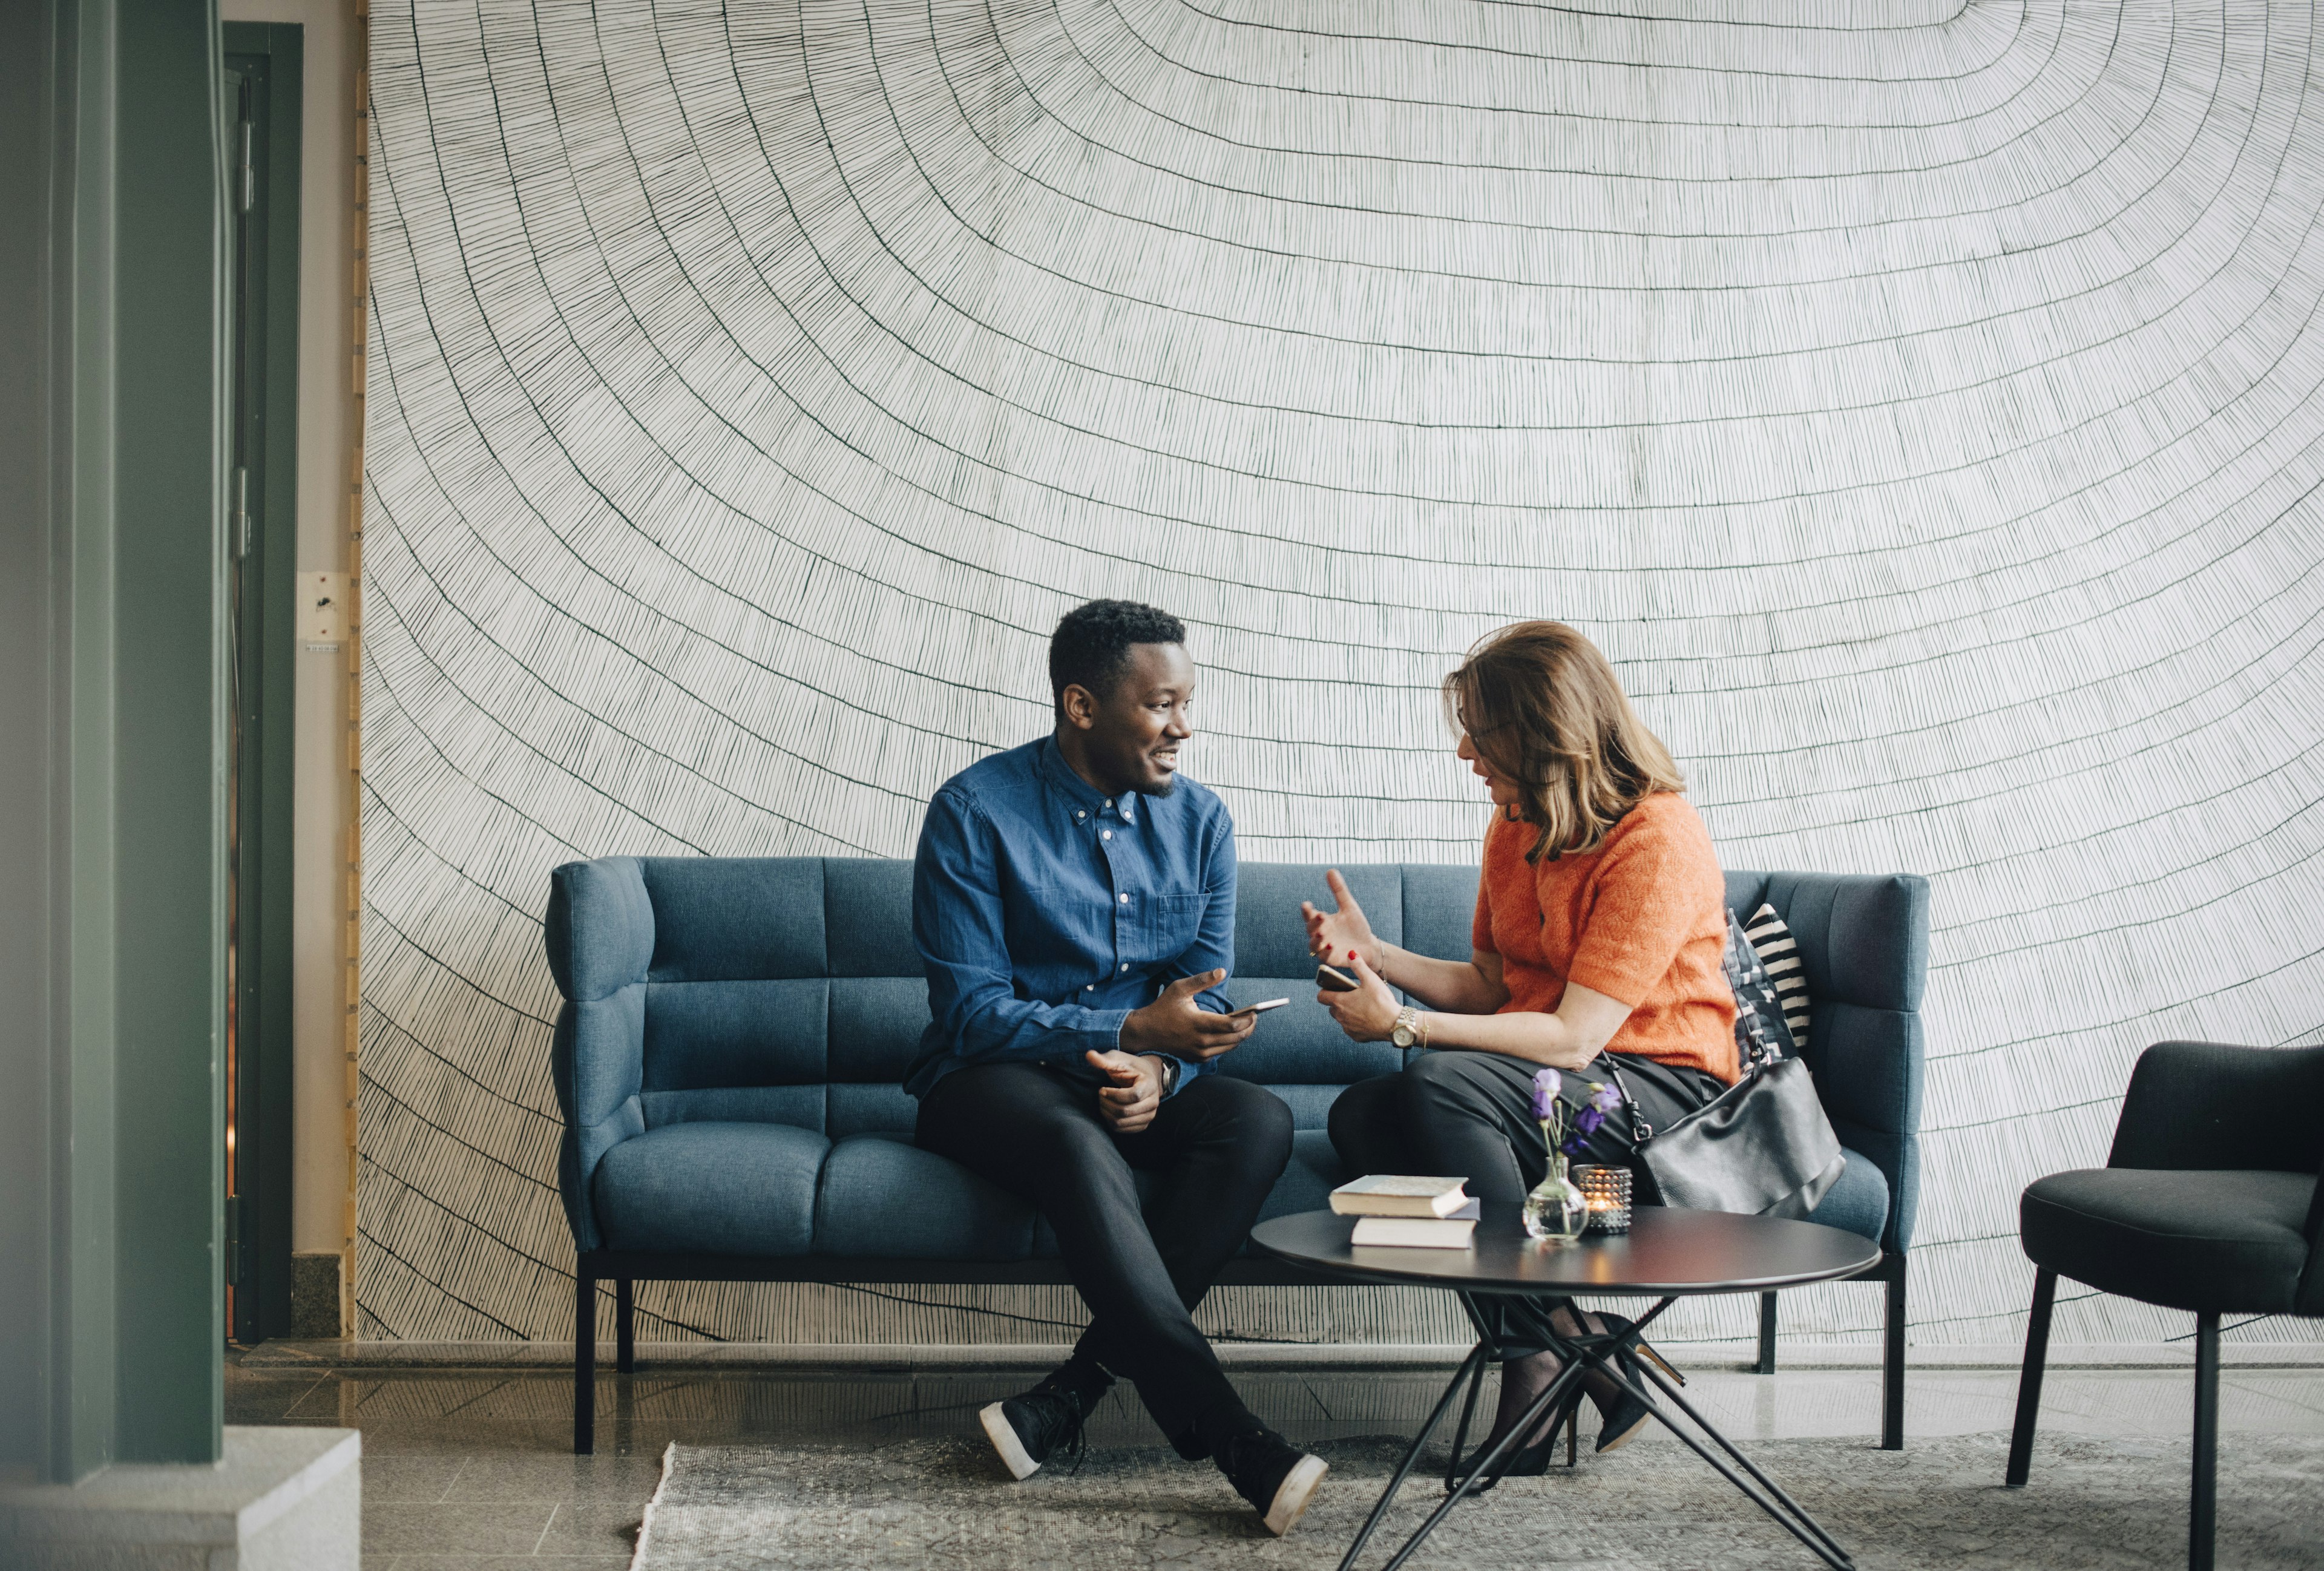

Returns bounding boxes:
[288,1253,342,1340]
[238,1338,2324,1373]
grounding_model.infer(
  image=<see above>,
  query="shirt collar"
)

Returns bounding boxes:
[1037,736,1138,825]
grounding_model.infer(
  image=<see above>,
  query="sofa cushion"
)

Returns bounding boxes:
[1233,864,1405,976]
[640,858,827,981]
[1801,1147,1888,1244]
[815,1133,1037,1259]
[1400,863,1478,965]
[1258,1129,1350,1226]
[825,859,920,977]
[828,1082,920,1138]
[828,976,933,1084]
[1212,993,1403,1097]
[593,1122,829,1256]
[2021,1168,2314,1314]
[643,979,827,1095]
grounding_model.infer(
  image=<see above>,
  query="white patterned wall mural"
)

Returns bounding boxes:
[361,0,2324,1346]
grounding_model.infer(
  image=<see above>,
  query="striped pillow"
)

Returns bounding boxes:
[1742,903,1811,1052]
[1722,909,1797,1066]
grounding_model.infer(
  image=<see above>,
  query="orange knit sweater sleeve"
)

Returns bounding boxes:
[1559,799,1720,1009]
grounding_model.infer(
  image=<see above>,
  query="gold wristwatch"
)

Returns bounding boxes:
[1391,1005,1423,1049]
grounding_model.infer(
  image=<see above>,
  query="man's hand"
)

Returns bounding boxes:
[1319,948,1402,1042]
[1086,1049,1166,1134]
[1303,869,1384,974]
[1119,968,1255,1062]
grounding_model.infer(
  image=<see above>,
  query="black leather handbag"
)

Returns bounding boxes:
[1607,1043,1845,1220]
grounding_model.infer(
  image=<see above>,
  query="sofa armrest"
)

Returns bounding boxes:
[1751,871,1929,1256]
[2107,1041,2324,1176]
[545,858,655,1251]
[546,857,655,1002]
[1763,871,1929,1012]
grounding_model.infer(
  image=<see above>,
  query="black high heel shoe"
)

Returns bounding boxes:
[1448,1384,1585,1493]
[1593,1311,1686,1386]
[1582,1313,1668,1453]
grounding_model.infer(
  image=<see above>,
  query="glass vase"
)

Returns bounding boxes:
[1523,1153,1588,1242]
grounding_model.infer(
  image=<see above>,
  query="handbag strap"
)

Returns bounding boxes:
[1602,1057,1652,1141]
[1604,1032,1772,1145]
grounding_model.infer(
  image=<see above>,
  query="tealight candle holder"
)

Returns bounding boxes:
[1574,1164,1632,1234]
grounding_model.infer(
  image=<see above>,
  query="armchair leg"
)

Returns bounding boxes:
[615,1277,635,1374]
[2191,1312,2219,1571]
[1756,1293,1778,1374]
[1882,1258,1907,1450]
[574,1262,596,1456]
[2004,1267,2055,1486]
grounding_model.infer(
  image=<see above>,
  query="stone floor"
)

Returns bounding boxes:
[222,1346,2324,1569]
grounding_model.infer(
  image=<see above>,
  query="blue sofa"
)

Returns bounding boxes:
[548,857,1928,1453]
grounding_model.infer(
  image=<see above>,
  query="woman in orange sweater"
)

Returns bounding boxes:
[1313,620,1738,1472]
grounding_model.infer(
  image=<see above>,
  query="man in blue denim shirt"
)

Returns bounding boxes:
[911,601,1326,1537]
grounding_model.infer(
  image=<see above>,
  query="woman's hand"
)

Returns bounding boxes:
[1302,869,1384,972]
[1318,949,1403,1041]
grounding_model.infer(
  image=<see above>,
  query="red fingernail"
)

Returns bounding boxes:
[1348,949,1357,960]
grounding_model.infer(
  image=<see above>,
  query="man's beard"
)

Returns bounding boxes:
[1134,775,1178,798]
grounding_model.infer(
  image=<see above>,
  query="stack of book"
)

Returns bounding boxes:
[1330,1175,1479,1248]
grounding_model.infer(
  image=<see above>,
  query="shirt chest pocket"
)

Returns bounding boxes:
[1138,892,1209,961]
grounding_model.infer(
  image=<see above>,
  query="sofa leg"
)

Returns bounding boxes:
[1882,1258,1907,1450]
[2191,1312,2219,1571]
[616,1277,635,1374]
[575,1263,596,1456]
[2005,1267,2055,1486]
[1756,1293,1778,1374]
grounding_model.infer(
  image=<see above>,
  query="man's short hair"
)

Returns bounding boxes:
[1049,600,1186,718]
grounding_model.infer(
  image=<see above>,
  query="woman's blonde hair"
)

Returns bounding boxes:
[1443,622,1685,864]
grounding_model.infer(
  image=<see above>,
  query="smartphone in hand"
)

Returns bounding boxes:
[1315,962,1358,993]
[1230,997,1291,1020]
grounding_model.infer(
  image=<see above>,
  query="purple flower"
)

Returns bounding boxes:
[1560,1134,1586,1156]
[1529,1068,1562,1121]
[1590,1081,1623,1114]
[1574,1105,1606,1140]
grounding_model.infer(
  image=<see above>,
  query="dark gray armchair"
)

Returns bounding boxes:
[2005,1040,2324,1571]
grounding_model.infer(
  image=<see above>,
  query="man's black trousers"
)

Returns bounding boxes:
[915,1063,1295,1449]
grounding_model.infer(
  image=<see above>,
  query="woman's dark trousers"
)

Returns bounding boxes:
[1329,1049,1721,1355]
[917,1062,1294,1452]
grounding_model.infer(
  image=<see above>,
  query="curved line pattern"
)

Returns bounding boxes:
[363,0,2324,1346]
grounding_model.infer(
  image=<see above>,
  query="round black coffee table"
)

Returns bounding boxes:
[1254,1204,1881,1571]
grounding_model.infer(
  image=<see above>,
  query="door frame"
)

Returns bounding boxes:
[220,19,300,1344]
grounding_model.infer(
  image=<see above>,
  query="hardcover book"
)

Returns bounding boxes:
[1350,1215,1478,1249]
[1329,1175,1472,1218]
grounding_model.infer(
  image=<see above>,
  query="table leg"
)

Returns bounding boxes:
[1334,1340,1493,1571]
[1344,1296,1853,1571]
[1439,1351,1490,1493]
[1369,1358,1591,1571]
[1603,1345,1856,1571]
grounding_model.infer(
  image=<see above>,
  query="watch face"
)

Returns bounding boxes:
[1391,1025,1414,1047]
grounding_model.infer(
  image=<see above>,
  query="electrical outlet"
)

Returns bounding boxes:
[302,570,348,649]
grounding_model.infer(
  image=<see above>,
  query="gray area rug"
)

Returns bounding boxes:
[630,1431,2323,1569]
